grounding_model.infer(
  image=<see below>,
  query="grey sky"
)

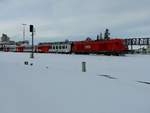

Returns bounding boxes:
[0,0,150,42]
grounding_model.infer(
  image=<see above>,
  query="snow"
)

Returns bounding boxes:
[0,52,150,113]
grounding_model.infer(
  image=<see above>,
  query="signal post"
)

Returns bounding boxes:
[30,25,34,59]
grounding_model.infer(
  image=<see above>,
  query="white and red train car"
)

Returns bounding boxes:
[37,41,72,53]
[3,45,16,52]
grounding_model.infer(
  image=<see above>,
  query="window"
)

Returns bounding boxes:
[59,46,61,49]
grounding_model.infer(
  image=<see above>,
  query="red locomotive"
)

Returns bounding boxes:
[72,39,128,55]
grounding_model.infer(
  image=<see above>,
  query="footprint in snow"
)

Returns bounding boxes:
[97,74,118,79]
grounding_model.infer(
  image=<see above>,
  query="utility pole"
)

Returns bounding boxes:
[22,24,26,41]
[30,25,34,59]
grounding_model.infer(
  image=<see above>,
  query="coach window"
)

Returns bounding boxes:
[56,46,58,49]
[63,46,65,49]
[59,46,61,49]
[53,46,55,49]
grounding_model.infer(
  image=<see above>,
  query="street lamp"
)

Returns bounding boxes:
[22,24,27,41]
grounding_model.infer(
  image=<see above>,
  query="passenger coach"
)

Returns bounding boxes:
[48,42,72,53]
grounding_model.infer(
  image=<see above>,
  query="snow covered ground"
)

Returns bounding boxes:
[0,52,150,113]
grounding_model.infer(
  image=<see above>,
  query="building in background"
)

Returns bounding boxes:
[0,34,15,45]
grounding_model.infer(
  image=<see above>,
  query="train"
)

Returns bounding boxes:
[1,38,128,55]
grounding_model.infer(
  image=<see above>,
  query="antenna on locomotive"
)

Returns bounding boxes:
[96,32,103,41]
[104,29,110,40]
[100,32,103,40]
[96,34,100,40]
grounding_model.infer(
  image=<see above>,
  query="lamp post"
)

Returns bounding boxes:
[22,24,26,41]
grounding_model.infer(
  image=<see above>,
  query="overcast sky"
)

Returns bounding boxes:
[0,0,150,42]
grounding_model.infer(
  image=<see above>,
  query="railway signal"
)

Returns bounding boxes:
[29,25,34,58]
